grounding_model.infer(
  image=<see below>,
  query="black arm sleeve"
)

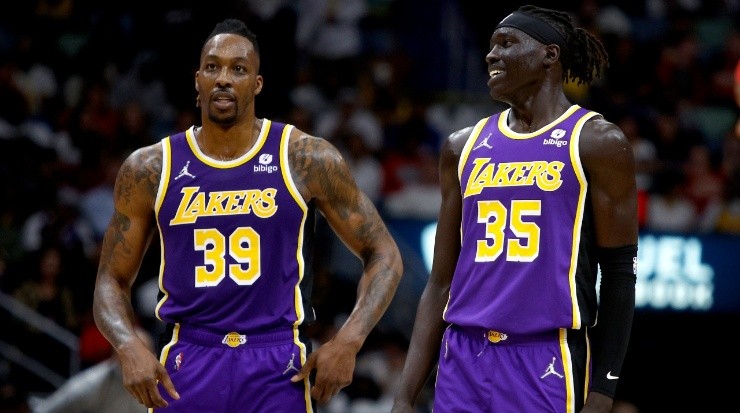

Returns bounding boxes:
[589,244,637,398]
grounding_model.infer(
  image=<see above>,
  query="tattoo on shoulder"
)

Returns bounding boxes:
[116,145,162,203]
[289,136,355,211]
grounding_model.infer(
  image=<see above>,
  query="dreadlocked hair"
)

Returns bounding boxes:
[518,5,609,85]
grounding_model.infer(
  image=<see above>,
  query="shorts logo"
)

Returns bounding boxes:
[540,357,564,379]
[487,330,508,343]
[222,332,247,348]
[175,352,183,370]
[283,353,300,375]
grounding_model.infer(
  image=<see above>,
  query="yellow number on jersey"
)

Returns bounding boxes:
[194,227,261,287]
[476,200,541,262]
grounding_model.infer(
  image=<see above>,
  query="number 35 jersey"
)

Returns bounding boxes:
[445,105,601,335]
[154,120,313,334]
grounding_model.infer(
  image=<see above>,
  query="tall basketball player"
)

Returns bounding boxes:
[392,5,638,413]
[93,18,402,412]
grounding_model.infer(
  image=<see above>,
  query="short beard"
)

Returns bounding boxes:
[207,110,237,125]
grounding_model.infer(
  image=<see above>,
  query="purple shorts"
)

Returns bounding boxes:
[154,324,313,412]
[433,325,589,413]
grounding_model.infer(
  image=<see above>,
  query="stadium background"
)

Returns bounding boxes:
[0,0,738,412]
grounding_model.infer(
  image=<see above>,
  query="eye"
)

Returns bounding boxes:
[234,65,246,73]
[205,63,217,71]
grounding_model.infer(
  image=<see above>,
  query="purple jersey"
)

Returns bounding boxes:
[154,120,313,334]
[445,105,600,334]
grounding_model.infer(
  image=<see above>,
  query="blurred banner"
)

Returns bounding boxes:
[387,219,740,314]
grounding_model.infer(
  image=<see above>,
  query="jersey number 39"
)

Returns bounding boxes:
[193,227,261,287]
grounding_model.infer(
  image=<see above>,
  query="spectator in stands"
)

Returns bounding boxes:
[295,0,368,99]
[645,169,697,233]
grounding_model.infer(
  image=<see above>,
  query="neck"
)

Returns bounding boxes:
[195,116,262,161]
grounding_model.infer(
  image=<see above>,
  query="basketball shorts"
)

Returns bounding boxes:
[153,324,314,412]
[433,324,589,413]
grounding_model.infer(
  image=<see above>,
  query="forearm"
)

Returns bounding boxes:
[336,247,403,349]
[590,245,637,397]
[93,274,140,350]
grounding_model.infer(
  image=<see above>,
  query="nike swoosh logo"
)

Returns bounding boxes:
[606,371,619,380]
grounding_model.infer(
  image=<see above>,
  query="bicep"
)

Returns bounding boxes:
[428,138,463,287]
[299,137,391,261]
[97,150,159,286]
[315,166,390,261]
[582,123,639,247]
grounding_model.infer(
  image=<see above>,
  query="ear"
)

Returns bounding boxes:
[195,71,200,92]
[254,75,264,96]
[543,44,560,67]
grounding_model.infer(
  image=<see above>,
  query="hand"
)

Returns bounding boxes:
[580,391,613,413]
[291,336,357,404]
[117,338,179,408]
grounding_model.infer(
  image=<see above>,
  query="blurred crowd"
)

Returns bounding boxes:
[0,0,739,412]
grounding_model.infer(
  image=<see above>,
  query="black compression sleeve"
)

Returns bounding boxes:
[589,244,638,398]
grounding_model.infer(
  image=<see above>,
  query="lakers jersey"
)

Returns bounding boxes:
[444,105,601,334]
[154,120,314,333]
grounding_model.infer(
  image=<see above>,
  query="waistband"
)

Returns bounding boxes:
[452,324,582,346]
[170,324,296,348]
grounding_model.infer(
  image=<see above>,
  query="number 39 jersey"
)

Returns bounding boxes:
[444,105,600,335]
[154,120,313,334]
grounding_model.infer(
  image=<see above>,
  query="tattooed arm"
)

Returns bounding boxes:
[288,131,403,404]
[92,143,179,408]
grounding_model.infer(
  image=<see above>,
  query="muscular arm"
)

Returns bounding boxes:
[92,143,177,407]
[580,118,639,410]
[393,127,470,411]
[93,145,160,348]
[288,132,403,403]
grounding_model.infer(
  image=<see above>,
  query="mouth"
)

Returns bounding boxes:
[489,69,503,78]
[211,91,235,110]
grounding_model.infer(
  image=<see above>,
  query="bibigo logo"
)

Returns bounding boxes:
[543,129,568,148]
[254,153,278,173]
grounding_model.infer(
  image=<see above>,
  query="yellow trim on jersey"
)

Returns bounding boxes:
[278,124,313,412]
[498,105,581,139]
[442,117,491,323]
[158,323,181,368]
[155,138,172,321]
[567,110,599,329]
[457,117,491,181]
[185,121,271,168]
[558,328,576,413]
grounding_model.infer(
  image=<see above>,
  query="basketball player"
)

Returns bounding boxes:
[392,5,638,413]
[92,19,403,412]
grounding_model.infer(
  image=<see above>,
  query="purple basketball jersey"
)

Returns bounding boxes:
[154,120,312,334]
[445,105,600,334]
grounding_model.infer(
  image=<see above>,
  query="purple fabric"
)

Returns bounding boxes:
[433,325,578,413]
[445,106,597,334]
[156,333,311,412]
[155,121,311,333]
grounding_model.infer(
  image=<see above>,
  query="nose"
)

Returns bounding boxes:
[486,47,498,65]
[215,67,232,87]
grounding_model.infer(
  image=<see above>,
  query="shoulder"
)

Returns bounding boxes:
[579,114,634,173]
[116,142,163,199]
[287,126,344,163]
[579,115,631,161]
[443,125,475,156]
[285,127,349,199]
[122,142,163,171]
